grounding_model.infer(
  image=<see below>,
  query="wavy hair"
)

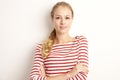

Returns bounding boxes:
[41,1,74,58]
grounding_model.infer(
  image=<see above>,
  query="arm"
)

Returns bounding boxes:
[46,74,68,80]
[46,67,78,80]
[30,44,47,80]
[68,36,89,80]
[46,64,88,80]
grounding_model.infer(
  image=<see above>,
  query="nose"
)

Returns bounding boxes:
[60,18,65,25]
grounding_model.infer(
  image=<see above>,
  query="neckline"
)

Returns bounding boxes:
[52,36,78,46]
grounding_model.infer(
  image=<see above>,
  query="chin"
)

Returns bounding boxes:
[58,30,68,34]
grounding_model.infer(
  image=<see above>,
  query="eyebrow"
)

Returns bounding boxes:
[55,15,71,17]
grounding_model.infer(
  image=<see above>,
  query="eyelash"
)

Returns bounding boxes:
[55,17,70,19]
[66,17,70,19]
[56,17,60,19]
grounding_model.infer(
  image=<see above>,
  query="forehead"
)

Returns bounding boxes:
[54,6,72,16]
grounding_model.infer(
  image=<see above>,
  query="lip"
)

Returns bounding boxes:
[60,26,67,28]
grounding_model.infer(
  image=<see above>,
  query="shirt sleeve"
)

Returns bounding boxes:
[68,35,89,80]
[30,44,47,80]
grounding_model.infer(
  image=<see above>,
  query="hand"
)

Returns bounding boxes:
[66,66,77,78]
[76,63,88,73]
[66,63,88,78]
[39,64,46,76]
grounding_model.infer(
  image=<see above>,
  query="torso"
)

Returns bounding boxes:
[43,36,80,76]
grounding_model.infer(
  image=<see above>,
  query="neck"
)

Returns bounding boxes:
[54,33,73,44]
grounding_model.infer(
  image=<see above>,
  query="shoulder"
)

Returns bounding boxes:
[35,43,42,52]
[34,43,44,58]
[75,35,88,42]
[34,43,44,63]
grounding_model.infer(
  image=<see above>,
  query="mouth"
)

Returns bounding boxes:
[60,26,67,29]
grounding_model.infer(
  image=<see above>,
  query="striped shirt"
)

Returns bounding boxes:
[30,35,88,80]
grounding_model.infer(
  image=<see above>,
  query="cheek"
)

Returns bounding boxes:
[52,19,60,26]
[67,20,73,26]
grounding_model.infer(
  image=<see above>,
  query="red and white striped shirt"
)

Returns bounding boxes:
[30,35,88,80]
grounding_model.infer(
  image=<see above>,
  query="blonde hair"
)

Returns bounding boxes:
[41,1,74,58]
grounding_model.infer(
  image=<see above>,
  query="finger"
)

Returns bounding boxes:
[77,63,87,67]
[84,68,89,73]
[82,64,88,68]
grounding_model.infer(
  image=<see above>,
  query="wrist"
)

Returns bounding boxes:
[66,73,71,78]
[66,67,77,78]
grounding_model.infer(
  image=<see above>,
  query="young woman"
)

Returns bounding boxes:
[30,1,88,80]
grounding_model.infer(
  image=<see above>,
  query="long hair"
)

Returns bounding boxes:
[41,1,74,58]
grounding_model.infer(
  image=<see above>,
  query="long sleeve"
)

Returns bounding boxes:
[68,36,89,80]
[30,44,47,80]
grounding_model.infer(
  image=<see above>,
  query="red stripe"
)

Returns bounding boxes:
[45,64,76,68]
[45,57,78,62]
[46,71,67,74]
[30,36,88,80]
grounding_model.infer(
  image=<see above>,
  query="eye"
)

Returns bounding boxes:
[66,17,70,19]
[55,17,60,19]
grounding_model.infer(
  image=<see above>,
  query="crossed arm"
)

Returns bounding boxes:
[30,36,88,80]
[30,56,88,80]
[44,63,88,80]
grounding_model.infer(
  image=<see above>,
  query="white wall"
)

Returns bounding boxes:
[0,0,120,80]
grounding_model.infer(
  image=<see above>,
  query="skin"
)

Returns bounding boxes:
[52,6,73,35]
[40,6,88,80]
[52,6,74,44]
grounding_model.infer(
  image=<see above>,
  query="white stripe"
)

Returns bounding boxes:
[45,62,76,67]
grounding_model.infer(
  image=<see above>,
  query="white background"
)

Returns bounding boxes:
[0,0,120,80]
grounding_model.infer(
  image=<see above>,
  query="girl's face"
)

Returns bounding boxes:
[52,6,73,34]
